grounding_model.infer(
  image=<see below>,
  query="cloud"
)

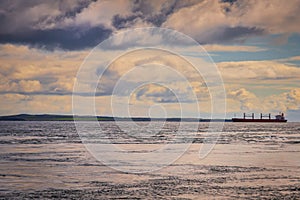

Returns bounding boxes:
[162,0,262,43]
[227,88,260,111]
[63,0,132,29]
[287,56,300,61]
[89,47,213,99]
[1,43,299,117]
[1,1,300,118]
[203,44,266,52]
[133,84,178,103]
[0,0,112,50]
[227,88,300,113]
[0,80,42,93]
[278,55,300,63]
[263,88,300,112]
[0,94,73,115]
[0,44,86,95]
[0,0,94,33]
[1,0,300,50]
[163,0,300,44]
[218,60,300,114]
[119,0,199,28]
[218,60,300,83]
[0,43,210,100]
[232,0,300,35]
[0,26,112,50]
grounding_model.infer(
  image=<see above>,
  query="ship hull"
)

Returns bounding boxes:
[232,118,287,123]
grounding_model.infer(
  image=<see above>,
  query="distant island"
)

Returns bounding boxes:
[0,114,232,122]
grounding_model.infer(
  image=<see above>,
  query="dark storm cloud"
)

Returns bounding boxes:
[222,27,264,40]
[0,0,268,51]
[130,0,176,27]
[220,0,238,4]
[0,0,95,33]
[112,14,142,29]
[0,0,112,50]
[144,0,198,27]
[216,26,265,43]
[0,90,112,97]
[97,27,196,52]
[194,26,265,45]
[0,26,112,50]
[111,0,199,30]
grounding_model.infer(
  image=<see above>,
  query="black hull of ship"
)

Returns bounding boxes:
[232,118,287,123]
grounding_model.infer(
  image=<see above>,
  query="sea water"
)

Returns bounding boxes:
[0,121,299,199]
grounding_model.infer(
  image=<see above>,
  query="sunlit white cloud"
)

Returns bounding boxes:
[218,60,300,83]
[277,55,300,63]
[1,43,300,117]
[203,44,266,52]
[227,87,300,114]
[0,44,87,95]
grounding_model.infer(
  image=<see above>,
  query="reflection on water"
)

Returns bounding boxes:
[0,121,300,199]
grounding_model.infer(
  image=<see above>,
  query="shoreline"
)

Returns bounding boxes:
[0,114,232,122]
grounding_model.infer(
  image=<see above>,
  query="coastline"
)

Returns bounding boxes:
[0,114,232,122]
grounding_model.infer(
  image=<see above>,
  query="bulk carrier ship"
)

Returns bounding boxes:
[232,113,287,123]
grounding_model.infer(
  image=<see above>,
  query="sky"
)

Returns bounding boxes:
[0,0,300,121]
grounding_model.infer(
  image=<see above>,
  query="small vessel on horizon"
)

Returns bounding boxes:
[232,113,287,123]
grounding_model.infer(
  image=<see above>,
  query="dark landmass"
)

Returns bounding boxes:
[0,114,232,122]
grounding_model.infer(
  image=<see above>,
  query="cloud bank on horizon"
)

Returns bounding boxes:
[0,0,300,120]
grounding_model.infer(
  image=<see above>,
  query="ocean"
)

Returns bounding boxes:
[0,121,299,199]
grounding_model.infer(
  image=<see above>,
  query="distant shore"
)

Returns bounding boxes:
[0,114,232,122]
